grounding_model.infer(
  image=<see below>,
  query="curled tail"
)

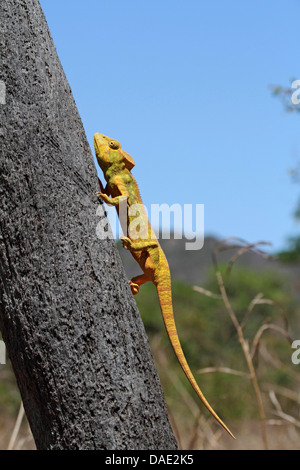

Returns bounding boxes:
[156,278,235,439]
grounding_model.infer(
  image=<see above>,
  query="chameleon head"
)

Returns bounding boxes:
[94,133,135,172]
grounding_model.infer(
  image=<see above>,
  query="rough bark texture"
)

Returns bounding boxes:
[0,0,177,450]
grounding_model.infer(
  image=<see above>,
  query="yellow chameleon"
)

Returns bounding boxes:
[94,133,235,439]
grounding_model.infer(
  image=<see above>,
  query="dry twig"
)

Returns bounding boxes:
[215,269,269,450]
[7,402,25,451]
[197,366,250,378]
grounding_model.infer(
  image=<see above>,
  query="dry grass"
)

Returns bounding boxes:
[188,238,300,450]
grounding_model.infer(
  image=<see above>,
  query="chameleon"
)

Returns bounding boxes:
[94,132,235,439]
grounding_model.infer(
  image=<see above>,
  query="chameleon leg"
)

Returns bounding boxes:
[129,274,150,295]
[121,236,158,251]
[97,193,127,207]
[98,177,110,196]
[98,177,105,193]
[97,192,118,206]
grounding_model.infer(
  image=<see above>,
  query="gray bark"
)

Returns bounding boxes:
[0,0,177,450]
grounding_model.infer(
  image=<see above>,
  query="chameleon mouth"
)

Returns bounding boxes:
[94,133,107,152]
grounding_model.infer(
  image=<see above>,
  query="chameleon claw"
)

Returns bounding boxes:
[129,281,139,295]
[97,192,112,205]
[120,236,131,250]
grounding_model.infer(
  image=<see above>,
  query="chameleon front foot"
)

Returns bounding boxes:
[96,192,110,204]
[120,236,131,250]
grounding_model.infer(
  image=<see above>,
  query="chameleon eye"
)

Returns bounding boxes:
[109,140,120,150]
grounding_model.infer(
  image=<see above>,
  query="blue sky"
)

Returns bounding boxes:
[40,0,300,252]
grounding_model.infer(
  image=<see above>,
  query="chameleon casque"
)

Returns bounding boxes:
[94,133,235,439]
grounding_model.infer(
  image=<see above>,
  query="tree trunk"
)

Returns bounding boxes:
[0,0,177,450]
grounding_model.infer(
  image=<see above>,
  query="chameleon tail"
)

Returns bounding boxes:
[156,278,235,440]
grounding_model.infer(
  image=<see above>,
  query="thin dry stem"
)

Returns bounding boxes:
[269,391,300,429]
[240,293,264,328]
[266,419,291,426]
[212,238,272,271]
[7,401,25,451]
[193,285,222,299]
[269,390,282,412]
[187,410,202,450]
[197,366,250,378]
[225,242,272,274]
[263,383,300,403]
[251,323,292,359]
[167,405,183,450]
[259,343,300,381]
[242,295,286,331]
[215,269,269,450]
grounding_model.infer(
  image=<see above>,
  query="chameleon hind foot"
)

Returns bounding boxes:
[120,236,158,251]
[129,281,140,295]
[129,274,150,295]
